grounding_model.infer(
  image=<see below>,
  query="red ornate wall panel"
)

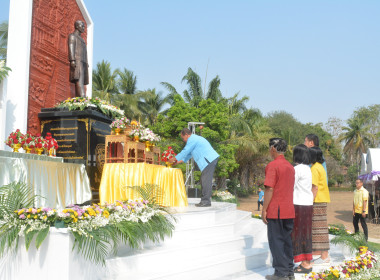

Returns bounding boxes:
[28,0,87,134]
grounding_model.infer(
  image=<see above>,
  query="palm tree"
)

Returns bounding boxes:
[0,21,8,59]
[182,67,203,107]
[92,60,118,103]
[113,68,141,119]
[338,117,374,165]
[138,89,169,125]
[161,67,223,107]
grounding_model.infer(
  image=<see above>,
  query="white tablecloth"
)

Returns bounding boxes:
[0,156,92,209]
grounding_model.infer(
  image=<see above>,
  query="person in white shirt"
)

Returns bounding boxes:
[291,144,317,274]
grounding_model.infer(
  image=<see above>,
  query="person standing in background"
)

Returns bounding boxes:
[353,178,369,241]
[262,138,295,280]
[257,187,264,211]
[309,147,330,265]
[304,134,328,185]
[291,144,316,274]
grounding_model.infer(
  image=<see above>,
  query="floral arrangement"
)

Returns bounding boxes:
[129,127,143,138]
[329,225,353,236]
[55,97,124,119]
[20,132,36,149]
[34,134,46,149]
[252,213,262,219]
[110,116,130,130]
[0,182,174,265]
[4,129,24,147]
[44,132,59,150]
[161,146,176,162]
[140,127,160,142]
[304,246,379,280]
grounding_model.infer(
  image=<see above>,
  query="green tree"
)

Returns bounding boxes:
[0,21,8,59]
[161,67,223,108]
[92,60,118,103]
[152,95,239,187]
[114,68,140,119]
[338,116,374,166]
[138,89,169,125]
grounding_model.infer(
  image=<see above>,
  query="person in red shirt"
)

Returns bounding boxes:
[262,138,295,280]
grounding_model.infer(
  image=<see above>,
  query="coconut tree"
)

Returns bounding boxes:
[92,60,118,103]
[114,68,140,119]
[338,117,374,165]
[138,89,169,125]
[161,67,223,107]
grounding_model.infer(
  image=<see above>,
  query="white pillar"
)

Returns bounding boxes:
[1,0,33,151]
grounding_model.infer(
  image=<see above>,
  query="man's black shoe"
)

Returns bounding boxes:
[195,202,211,207]
[265,274,289,280]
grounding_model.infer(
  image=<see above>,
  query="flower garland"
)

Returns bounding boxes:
[55,97,124,119]
[304,247,379,280]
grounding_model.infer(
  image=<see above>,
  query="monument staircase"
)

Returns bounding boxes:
[101,198,348,280]
[102,198,272,280]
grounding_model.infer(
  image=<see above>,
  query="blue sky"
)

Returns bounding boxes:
[1,0,379,125]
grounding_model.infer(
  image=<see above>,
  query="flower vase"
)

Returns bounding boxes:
[166,162,172,168]
[115,128,122,135]
[145,141,151,152]
[12,143,22,152]
[36,148,44,155]
[24,146,32,153]
[133,135,139,142]
[48,148,55,157]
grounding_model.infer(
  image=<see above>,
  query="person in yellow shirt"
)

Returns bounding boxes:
[353,179,369,241]
[310,146,330,265]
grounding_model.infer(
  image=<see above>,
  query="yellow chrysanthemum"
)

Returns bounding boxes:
[27,214,31,218]
[18,209,25,215]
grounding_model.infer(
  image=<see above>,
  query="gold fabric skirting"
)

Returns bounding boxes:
[99,163,188,207]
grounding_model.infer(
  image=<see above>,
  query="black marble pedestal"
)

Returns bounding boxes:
[38,107,112,199]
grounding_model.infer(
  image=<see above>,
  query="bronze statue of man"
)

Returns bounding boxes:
[68,20,89,97]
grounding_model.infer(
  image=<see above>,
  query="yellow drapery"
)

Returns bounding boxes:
[99,163,188,207]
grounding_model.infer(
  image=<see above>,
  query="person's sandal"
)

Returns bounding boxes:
[313,257,330,265]
[294,265,312,274]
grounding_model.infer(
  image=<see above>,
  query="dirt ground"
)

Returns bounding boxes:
[238,191,380,240]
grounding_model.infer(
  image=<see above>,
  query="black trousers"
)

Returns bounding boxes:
[200,158,219,204]
[267,218,294,277]
[258,200,264,210]
[353,213,368,241]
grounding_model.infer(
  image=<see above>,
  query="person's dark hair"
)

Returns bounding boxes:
[293,144,310,165]
[305,134,319,147]
[356,178,363,183]
[309,146,325,164]
[269,138,287,153]
[181,128,192,135]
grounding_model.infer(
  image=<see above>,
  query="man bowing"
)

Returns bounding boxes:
[169,128,219,207]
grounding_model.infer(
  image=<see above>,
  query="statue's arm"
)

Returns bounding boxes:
[68,34,76,62]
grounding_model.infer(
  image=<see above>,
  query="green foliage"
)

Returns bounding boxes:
[129,183,163,206]
[330,224,368,254]
[347,165,359,188]
[152,95,239,180]
[0,60,11,82]
[0,21,8,59]
[0,182,175,265]
[0,182,38,257]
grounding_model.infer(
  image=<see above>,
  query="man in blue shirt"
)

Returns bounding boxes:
[257,188,264,211]
[169,128,219,207]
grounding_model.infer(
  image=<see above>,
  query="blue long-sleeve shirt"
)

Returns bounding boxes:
[175,134,219,172]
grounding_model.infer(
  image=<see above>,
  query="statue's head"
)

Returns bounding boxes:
[74,20,85,33]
